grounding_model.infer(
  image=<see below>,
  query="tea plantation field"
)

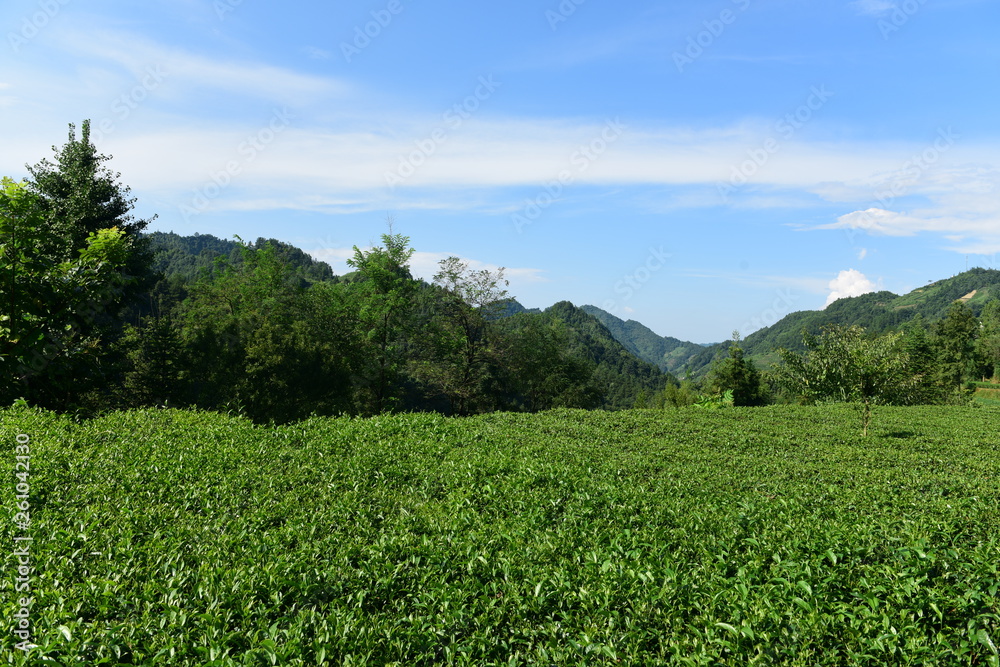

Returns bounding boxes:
[2,405,999,665]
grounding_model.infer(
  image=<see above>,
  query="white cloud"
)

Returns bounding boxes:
[857,247,868,260]
[825,269,876,308]
[823,208,916,236]
[4,23,999,262]
[47,27,348,105]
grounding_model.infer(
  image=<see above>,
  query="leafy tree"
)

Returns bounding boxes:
[933,301,977,393]
[899,315,944,403]
[345,232,417,414]
[974,300,1000,381]
[495,315,601,412]
[773,324,920,436]
[707,332,767,406]
[692,389,734,410]
[649,379,699,408]
[179,239,353,422]
[26,120,154,299]
[1,178,139,408]
[410,257,509,415]
[117,315,187,408]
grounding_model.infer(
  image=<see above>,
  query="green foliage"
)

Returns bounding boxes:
[146,231,334,286]
[707,334,767,406]
[2,405,999,664]
[25,120,154,298]
[692,388,735,410]
[101,229,680,421]
[933,302,978,393]
[687,269,1000,378]
[580,305,705,374]
[495,315,603,411]
[975,300,1000,381]
[542,301,674,410]
[1,179,139,408]
[116,315,187,408]
[345,233,417,414]
[178,240,353,422]
[774,324,921,436]
[408,258,509,415]
[647,378,700,408]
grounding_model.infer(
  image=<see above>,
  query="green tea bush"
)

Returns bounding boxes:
[1,405,998,665]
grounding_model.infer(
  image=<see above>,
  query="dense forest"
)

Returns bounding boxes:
[3,122,999,423]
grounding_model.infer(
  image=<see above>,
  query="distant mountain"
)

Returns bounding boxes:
[145,234,1000,388]
[579,305,706,375]
[494,299,543,318]
[147,231,335,285]
[685,268,1000,375]
[498,302,677,410]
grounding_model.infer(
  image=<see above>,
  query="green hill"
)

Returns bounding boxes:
[686,268,1000,375]
[497,301,677,410]
[147,231,335,285]
[138,234,670,412]
[579,305,705,374]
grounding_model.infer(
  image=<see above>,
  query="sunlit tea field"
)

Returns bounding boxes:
[2,405,999,665]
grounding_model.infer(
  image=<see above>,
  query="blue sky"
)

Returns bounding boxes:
[3,0,999,342]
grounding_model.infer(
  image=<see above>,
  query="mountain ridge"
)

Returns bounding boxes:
[146,232,1000,380]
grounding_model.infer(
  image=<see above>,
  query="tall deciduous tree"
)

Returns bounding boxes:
[180,239,353,422]
[117,314,187,408]
[774,324,920,436]
[410,257,509,415]
[346,232,416,414]
[497,315,601,412]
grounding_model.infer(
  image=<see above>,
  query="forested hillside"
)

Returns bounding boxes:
[580,305,705,374]
[148,231,335,285]
[687,268,1000,375]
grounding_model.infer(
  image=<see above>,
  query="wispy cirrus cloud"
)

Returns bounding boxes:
[811,165,1000,254]
[4,24,999,265]
[56,29,349,104]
